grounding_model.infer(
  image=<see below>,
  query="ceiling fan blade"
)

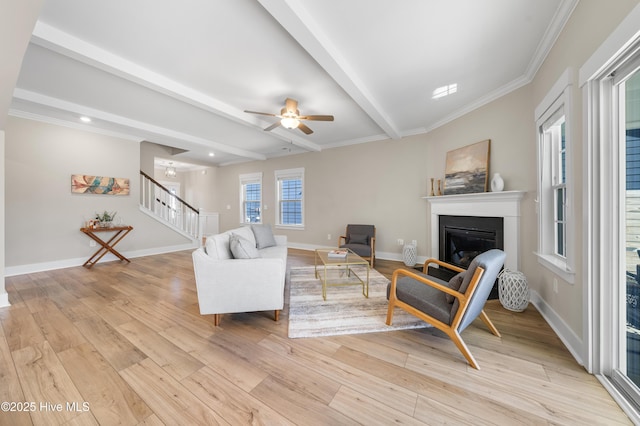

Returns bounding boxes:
[284,98,298,113]
[298,122,313,135]
[298,115,334,121]
[245,110,277,117]
[264,121,281,132]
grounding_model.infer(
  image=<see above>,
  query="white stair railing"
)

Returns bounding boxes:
[140,171,200,240]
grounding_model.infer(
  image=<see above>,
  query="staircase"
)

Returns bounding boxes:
[139,171,200,241]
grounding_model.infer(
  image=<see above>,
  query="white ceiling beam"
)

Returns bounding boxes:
[29,21,322,153]
[13,89,267,161]
[257,0,402,140]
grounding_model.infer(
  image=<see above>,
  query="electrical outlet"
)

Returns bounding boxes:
[327,234,331,240]
[411,240,417,247]
[553,278,558,293]
[89,240,96,247]
[397,239,404,246]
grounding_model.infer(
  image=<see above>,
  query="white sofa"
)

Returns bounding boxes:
[192,224,287,326]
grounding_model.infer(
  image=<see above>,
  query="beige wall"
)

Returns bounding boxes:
[212,84,534,260]
[4,117,191,269]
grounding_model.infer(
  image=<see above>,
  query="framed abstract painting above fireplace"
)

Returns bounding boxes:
[443,139,490,195]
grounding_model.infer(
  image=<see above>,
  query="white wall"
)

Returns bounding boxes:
[0,0,43,128]
[0,131,7,307]
[183,167,218,212]
[0,0,44,305]
[4,117,192,272]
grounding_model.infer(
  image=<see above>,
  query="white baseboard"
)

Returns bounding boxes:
[6,242,407,277]
[4,242,198,277]
[529,289,584,366]
[286,243,428,266]
[0,292,9,308]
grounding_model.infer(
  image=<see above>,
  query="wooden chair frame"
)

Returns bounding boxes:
[386,258,501,369]
[338,226,376,267]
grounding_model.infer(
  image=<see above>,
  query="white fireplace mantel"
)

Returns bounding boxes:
[424,191,526,270]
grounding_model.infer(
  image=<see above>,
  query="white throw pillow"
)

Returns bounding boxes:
[204,235,218,258]
[229,233,260,259]
[233,225,257,247]
[212,231,233,260]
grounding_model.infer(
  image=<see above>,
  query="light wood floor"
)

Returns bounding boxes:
[0,249,631,425]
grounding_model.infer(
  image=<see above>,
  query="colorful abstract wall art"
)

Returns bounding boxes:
[71,175,130,195]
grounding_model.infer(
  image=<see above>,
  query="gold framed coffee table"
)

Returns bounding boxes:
[314,248,370,300]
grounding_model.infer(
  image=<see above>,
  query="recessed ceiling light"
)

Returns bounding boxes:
[80,116,92,123]
[208,152,215,157]
[432,84,458,99]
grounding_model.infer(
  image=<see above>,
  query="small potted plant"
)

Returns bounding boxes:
[95,210,117,228]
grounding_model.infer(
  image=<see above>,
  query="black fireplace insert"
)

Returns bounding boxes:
[433,215,504,298]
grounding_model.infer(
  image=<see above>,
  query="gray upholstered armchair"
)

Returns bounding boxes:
[386,249,506,369]
[338,224,376,267]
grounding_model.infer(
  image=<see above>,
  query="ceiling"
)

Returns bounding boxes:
[9,0,577,167]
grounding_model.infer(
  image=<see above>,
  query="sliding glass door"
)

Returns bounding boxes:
[614,60,640,403]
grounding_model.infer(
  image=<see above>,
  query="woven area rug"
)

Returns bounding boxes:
[288,266,429,338]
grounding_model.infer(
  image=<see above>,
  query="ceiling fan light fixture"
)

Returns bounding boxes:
[281,117,300,129]
[245,98,333,135]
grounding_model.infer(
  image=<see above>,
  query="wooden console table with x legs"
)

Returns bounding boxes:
[80,226,133,268]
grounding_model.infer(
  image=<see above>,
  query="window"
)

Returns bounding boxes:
[548,111,566,257]
[239,173,262,224]
[535,69,574,282]
[275,168,304,228]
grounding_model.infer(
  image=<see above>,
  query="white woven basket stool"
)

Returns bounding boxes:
[402,243,417,267]
[498,269,529,312]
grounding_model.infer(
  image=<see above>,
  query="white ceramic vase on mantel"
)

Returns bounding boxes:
[490,173,504,192]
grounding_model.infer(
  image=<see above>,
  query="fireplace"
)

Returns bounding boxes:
[437,215,504,298]
[440,215,504,269]
[425,191,525,298]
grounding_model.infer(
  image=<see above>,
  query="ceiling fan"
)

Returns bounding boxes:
[244,98,334,135]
